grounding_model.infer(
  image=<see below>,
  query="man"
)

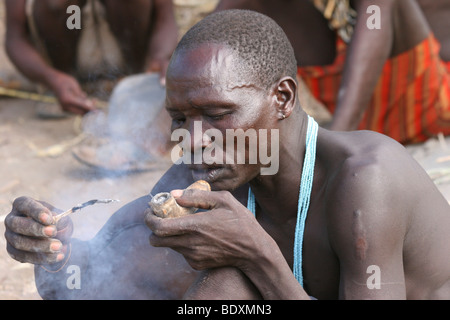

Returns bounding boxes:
[5,10,450,300]
[215,0,450,145]
[5,0,178,115]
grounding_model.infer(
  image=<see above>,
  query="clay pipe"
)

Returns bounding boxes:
[149,180,211,218]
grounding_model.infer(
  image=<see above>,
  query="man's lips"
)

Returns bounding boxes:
[189,165,226,182]
[188,164,224,171]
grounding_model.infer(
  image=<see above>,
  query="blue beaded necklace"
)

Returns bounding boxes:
[247,115,318,287]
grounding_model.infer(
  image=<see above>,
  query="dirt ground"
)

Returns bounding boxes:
[0,0,449,300]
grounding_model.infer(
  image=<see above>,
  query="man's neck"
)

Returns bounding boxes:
[249,111,309,224]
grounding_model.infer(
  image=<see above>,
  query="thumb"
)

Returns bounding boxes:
[173,189,219,211]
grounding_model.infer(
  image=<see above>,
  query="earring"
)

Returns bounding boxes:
[281,114,286,120]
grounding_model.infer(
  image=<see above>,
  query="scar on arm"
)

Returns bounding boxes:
[352,210,368,260]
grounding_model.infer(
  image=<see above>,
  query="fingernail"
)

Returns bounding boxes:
[171,189,183,198]
[56,253,65,262]
[43,226,56,237]
[50,242,62,252]
[39,212,53,225]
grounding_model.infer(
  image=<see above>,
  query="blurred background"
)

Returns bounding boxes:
[0,0,448,300]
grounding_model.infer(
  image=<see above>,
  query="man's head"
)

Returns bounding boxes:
[165,9,300,190]
[172,9,297,90]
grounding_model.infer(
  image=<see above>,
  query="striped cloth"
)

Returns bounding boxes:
[298,34,450,144]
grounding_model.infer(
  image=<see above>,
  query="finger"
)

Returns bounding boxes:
[146,60,160,73]
[175,189,223,210]
[6,243,65,265]
[65,100,95,115]
[5,214,73,242]
[5,230,63,254]
[145,210,200,237]
[159,75,166,87]
[39,200,62,215]
[149,232,185,248]
[81,98,95,110]
[55,217,74,243]
[5,214,57,238]
[12,197,54,225]
[158,61,169,87]
[170,189,184,198]
[62,104,86,115]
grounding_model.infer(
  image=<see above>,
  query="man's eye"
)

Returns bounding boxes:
[206,113,230,121]
[172,117,185,126]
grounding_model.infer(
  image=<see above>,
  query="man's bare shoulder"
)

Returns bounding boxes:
[322,130,450,234]
[322,130,438,219]
[333,130,428,174]
[324,130,416,178]
[322,132,422,268]
[321,130,450,298]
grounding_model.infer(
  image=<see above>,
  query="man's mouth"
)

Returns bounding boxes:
[189,165,226,183]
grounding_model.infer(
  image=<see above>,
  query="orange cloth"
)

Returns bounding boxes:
[298,34,450,144]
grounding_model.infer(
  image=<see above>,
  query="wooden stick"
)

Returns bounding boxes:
[0,86,108,108]
[54,199,120,223]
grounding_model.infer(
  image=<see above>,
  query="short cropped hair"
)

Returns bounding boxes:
[172,9,298,90]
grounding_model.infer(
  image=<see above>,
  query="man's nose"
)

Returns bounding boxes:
[186,120,212,153]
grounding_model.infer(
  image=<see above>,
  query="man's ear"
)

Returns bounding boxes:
[273,77,297,120]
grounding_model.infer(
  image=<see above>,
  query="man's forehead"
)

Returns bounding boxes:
[167,43,251,89]
[180,42,233,62]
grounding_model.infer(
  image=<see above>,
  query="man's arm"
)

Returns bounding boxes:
[34,164,199,299]
[33,196,151,299]
[147,189,312,300]
[5,165,198,299]
[34,195,197,300]
[5,0,57,88]
[145,0,179,85]
[326,147,410,299]
[4,0,94,114]
[329,0,396,131]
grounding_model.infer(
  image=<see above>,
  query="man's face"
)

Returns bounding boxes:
[165,43,279,191]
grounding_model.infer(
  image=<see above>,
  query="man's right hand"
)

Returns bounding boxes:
[49,72,96,115]
[4,197,73,265]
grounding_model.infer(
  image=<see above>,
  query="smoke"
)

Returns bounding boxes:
[107,73,166,147]
[33,72,175,299]
[79,73,169,174]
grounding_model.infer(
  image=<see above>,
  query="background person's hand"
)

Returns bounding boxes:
[49,72,96,115]
[4,197,73,265]
[145,57,169,86]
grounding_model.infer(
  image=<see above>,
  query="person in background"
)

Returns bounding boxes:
[5,0,178,116]
[215,0,450,145]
